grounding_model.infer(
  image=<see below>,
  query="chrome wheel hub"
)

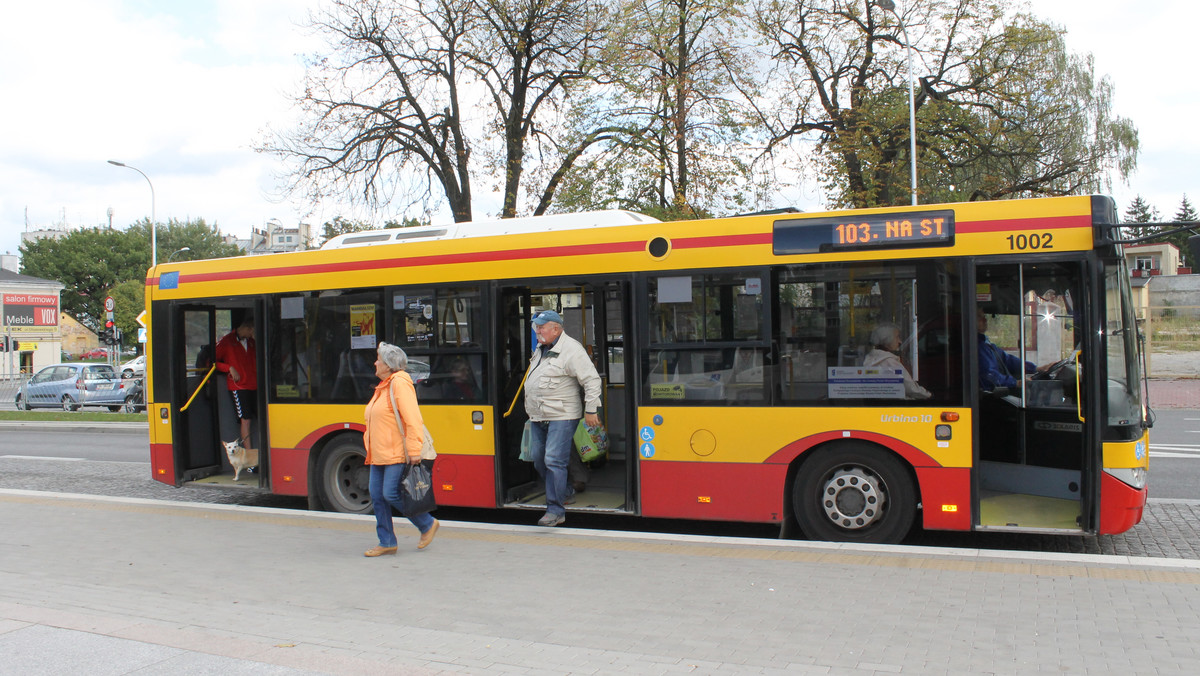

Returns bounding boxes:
[821,467,886,529]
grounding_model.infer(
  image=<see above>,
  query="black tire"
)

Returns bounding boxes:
[61,395,79,412]
[16,393,31,411]
[123,370,133,378]
[316,436,373,514]
[122,395,141,414]
[793,443,916,544]
[108,405,123,412]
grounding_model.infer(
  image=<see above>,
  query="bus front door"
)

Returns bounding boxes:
[974,262,1090,533]
[496,280,634,515]
[172,304,264,486]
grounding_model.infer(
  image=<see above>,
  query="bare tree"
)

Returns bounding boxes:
[262,0,619,223]
[748,0,1138,208]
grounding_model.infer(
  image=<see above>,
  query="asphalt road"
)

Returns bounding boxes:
[3,419,1200,561]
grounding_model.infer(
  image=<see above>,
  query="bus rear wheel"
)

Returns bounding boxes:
[793,443,916,544]
[316,437,373,514]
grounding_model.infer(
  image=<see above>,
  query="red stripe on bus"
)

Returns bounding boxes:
[957,214,1089,233]
[148,239,647,286]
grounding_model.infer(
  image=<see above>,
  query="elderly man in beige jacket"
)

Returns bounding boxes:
[524,310,602,527]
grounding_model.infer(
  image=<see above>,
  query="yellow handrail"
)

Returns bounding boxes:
[180,364,216,412]
[1073,350,1084,423]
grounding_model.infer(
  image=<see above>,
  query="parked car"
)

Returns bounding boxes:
[14,363,130,411]
[122,377,146,413]
[120,355,145,378]
[79,347,110,360]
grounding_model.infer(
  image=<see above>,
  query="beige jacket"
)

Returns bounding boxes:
[523,331,602,421]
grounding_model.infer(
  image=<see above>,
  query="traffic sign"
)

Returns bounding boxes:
[104,296,115,313]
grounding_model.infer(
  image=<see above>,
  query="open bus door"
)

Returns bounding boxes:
[170,303,266,487]
[973,261,1095,533]
[496,279,635,516]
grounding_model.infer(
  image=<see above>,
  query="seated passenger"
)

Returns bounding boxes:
[441,357,482,401]
[863,323,931,400]
[977,308,1049,392]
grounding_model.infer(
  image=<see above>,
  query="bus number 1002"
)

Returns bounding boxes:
[1006,233,1053,250]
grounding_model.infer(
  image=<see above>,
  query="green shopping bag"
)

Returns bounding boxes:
[573,419,609,462]
[519,421,533,462]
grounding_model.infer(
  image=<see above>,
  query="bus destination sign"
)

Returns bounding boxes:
[773,209,955,255]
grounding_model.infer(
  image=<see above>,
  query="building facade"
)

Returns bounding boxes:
[0,257,65,377]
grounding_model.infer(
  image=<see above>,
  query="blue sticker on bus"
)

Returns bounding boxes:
[640,443,655,458]
[640,426,655,442]
[1135,440,1146,461]
[159,271,179,290]
[653,414,663,425]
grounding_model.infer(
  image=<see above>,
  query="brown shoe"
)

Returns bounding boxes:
[364,545,398,557]
[417,519,440,550]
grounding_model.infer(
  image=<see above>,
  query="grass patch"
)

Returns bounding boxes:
[0,410,147,423]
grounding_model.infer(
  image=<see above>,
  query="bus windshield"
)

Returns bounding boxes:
[1105,263,1143,427]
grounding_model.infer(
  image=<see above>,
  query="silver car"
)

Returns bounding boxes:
[120,355,145,379]
[14,363,130,411]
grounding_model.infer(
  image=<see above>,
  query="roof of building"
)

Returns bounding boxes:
[0,267,63,287]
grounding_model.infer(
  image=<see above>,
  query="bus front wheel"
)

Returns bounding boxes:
[793,443,916,544]
[316,437,373,514]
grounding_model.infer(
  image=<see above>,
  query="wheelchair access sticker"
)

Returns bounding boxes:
[639,426,655,442]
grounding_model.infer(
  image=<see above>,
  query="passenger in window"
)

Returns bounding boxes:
[442,357,482,401]
[864,323,931,400]
[977,308,1049,392]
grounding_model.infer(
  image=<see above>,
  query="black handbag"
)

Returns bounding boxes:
[401,463,436,517]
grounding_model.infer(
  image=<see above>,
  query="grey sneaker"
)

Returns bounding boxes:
[537,512,566,527]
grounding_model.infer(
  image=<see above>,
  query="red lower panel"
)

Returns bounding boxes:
[150,443,175,486]
[269,448,309,496]
[640,462,788,523]
[1099,472,1146,535]
[915,466,972,531]
[431,454,496,508]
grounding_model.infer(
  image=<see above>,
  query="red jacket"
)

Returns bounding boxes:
[215,331,257,391]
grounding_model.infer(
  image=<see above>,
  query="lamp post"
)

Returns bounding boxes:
[876,0,918,205]
[168,247,192,263]
[107,160,157,265]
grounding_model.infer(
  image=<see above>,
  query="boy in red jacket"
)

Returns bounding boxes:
[215,316,257,446]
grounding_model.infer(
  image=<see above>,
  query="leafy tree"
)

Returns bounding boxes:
[136,218,244,263]
[109,279,145,350]
[1170,195,1199,268]
[1123,195,1160,223]
[19,218,240,332]
[1174,194,1197,223]
[747,0,1138,208]
[555,0,761,217]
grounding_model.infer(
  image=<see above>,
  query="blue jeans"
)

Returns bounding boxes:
[369,463,435,547]
[529,419,578,516]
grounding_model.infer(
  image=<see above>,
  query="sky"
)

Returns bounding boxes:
[0,0,1194,259]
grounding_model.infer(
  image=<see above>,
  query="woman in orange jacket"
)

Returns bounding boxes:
[363,342,439,556]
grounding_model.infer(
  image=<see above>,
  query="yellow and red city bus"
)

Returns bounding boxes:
[145,195,1148,543]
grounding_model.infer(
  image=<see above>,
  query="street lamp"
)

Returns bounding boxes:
[168,247,192,262]
[876,0,918,205]
[107,160,158,265]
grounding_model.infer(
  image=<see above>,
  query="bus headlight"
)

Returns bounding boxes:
[1103,466,1148,490]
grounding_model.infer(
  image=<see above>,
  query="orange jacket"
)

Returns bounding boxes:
[364,371,425,465]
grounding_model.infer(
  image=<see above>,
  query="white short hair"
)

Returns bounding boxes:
[377,342,408,372]
[870,323,900,348]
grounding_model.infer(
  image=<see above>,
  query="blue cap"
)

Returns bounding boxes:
[532,310,563,325]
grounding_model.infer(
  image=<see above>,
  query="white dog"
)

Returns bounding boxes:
[223,440,259,481]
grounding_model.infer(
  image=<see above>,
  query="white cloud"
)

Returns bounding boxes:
[0,0,1192,259]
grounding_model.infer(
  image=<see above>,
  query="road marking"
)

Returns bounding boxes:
[0,455,85,461]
